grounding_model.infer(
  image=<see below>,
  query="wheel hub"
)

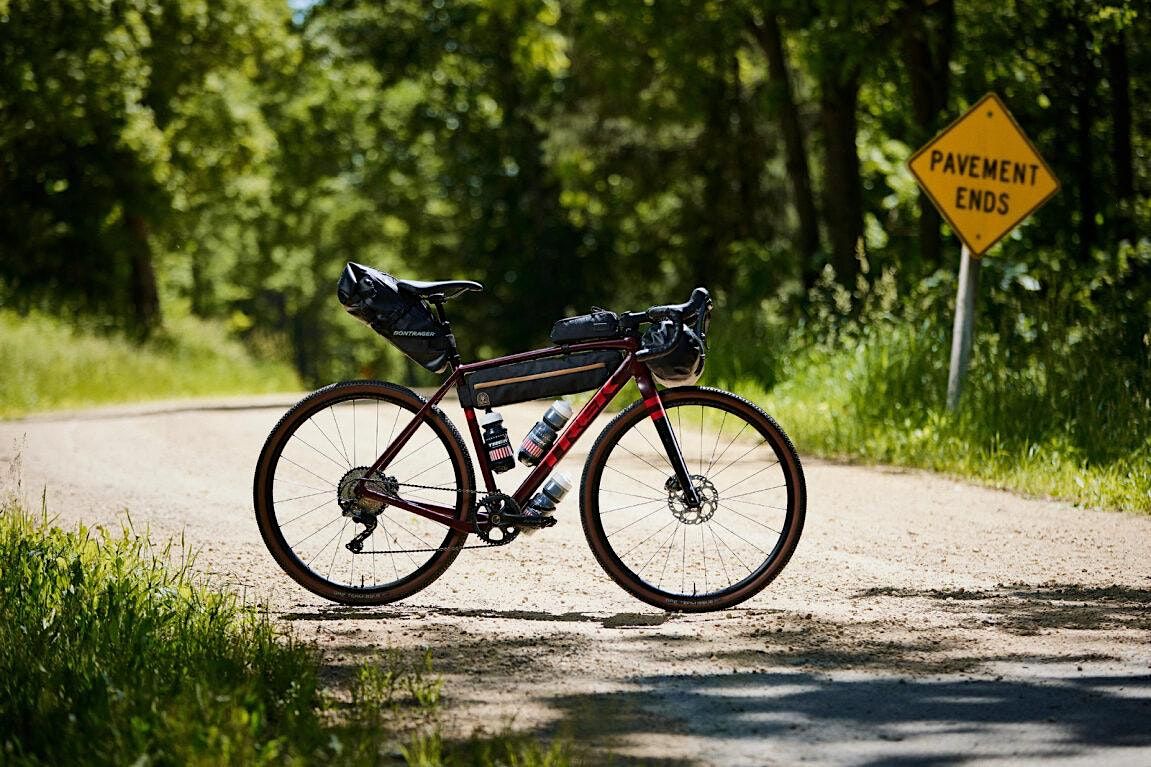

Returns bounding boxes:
[337,467,397,517]
[667,475,719,525]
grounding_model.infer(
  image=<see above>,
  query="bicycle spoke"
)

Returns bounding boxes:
[600,498,666,516]
[619,518,677,562]
[387,433,442,471]
[278,454,337,489]
[709,439,770,482]
[288,433,350,473]
[276,489,331,504]
[724,495,790,513]
[705,420,750,476]
[280,497,337,528]
[586,391,804,608]
[273,475,330,494]
[633,423,676,474]
[718,502,784,535]
[711,517,771,558]
[706,409,729,475]
[606,505,666,537]
[706,521,738,581]
[291,512,343,550]
[604,462,669,497]
[614,439,674,479]
[329,406,351,467]
[719,466,783,496]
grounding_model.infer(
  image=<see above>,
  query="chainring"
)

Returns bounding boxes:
[474,492,521,546]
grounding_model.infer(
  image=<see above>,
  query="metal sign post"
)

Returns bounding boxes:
[946,245,980,411]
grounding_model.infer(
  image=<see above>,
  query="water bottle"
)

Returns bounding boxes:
[521,472,572,534]
[518,400,573,466]
[479,410,514,473]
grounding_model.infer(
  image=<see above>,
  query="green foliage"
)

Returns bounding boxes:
[0,498,327,765]
[0,310,300,417]
[755,243,1151,513]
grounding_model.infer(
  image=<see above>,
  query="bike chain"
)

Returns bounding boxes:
[351,481,516,555]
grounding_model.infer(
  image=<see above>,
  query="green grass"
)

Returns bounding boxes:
[736,317,1151,514]
[0,310,301,418]
[0,495,576,766]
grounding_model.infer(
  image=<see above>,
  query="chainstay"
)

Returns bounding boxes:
[353,481,509,554]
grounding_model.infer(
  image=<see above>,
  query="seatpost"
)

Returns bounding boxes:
[429,295,462,368]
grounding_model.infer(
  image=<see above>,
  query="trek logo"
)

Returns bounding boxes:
[392,330,438,337]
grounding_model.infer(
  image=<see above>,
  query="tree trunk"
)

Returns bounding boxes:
[1071,14,1096,259]
[819,69,864,287]
[1105,29,1134,242]
[901,0,955,271]
[748,12,820,285]
[125,213,161,337]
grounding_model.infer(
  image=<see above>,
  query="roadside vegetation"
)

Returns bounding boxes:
[715,244,1151,514]
[0,310,300,418]
[0,495,574,766]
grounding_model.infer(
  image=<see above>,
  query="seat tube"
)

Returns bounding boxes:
[634,366,702,508]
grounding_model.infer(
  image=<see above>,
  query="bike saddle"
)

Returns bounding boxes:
[395,278,483,300]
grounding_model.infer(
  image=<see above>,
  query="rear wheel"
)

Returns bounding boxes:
[253,381,474,605]
[580,387,805,611]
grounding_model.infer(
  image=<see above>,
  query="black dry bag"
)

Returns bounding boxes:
[337,262,451,374]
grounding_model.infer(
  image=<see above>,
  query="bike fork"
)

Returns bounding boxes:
[635,370,702,508]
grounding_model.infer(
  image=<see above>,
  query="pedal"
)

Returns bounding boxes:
[506,512,557,530]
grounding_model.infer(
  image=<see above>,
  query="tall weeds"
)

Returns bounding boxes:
[721,243,1151,512]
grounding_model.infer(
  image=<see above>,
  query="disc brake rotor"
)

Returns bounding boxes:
[667,474,719,524]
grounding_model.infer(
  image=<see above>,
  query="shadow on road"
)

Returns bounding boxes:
[292,582,1151,764]
[536,670,1151,764]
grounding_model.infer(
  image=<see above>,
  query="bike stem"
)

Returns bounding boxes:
[634,365,702,508]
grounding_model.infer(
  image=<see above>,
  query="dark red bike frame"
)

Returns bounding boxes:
[354,337,686,532]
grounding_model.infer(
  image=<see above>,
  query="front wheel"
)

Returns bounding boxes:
[253,381,475,605]
[580,387,805,612]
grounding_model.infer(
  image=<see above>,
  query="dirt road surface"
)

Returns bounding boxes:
[3,394,1149,765]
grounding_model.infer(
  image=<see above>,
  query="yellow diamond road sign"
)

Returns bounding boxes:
[908,93,1059,257]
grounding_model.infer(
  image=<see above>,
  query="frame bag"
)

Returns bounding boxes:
[337,262,451,373]
[459,350,623,409]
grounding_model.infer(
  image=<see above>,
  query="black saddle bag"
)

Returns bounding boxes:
[549,309,621,344]
[337,262,452,373]
[459,350,623,409]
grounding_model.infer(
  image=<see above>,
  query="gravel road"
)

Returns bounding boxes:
[2,393,1149,765]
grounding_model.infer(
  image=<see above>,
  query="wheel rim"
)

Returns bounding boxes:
[590,397,797,602]
[264,393,464,593]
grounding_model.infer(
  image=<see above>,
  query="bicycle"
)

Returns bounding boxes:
[253,263,805,612]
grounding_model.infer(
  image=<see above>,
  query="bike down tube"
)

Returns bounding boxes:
[512,352,636,507]
[633,363,702,508]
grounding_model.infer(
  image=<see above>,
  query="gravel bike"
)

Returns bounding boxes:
[253,264,805,612]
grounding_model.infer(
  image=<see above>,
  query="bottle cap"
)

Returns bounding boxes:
[479,410,503,427]
[547,472,573,493]
[544,399,573,427]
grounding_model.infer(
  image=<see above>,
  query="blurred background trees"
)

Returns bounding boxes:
[1,0,1147,387]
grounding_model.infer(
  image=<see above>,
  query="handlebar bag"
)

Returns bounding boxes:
[549,309,622,344]
[459,350,623,409]
[642,320,706,386]
[337,262,452,373]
